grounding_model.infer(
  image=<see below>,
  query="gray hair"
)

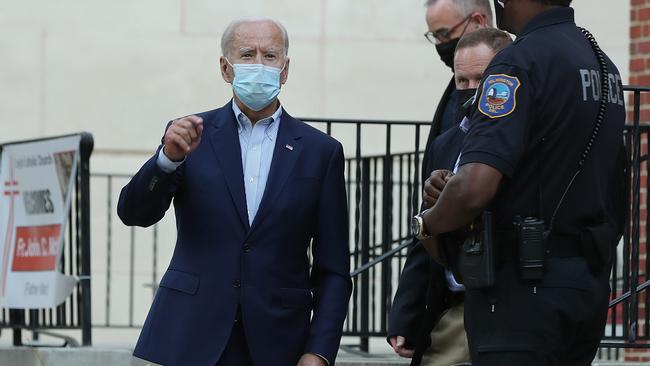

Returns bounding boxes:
[425,0,493,24]
[220,17,289,57]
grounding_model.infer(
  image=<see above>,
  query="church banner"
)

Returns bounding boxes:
[0,135,80,309]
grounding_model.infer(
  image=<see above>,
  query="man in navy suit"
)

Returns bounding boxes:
[118,17,352,366]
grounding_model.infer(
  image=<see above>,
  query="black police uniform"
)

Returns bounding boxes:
[457,8,626,365]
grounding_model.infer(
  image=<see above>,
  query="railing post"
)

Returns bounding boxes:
[360,157,371,352]
[10,309,23,346]
[629,91,642,344]
[105,176,112,327]
[381,126,392,333]
[29,310,38,340]
[79,132,93,346]
[350,123,362,342]
[413,124,422,217]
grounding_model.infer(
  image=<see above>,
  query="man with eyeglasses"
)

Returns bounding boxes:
[387,1,493,365]
[422,0,492,138]
[415,0,626,364]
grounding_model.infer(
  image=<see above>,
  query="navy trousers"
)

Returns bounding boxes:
[464,257,610,366]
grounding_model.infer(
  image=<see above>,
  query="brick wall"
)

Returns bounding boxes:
[627,0,650,362]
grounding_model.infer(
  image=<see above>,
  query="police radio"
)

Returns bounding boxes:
[514,216,546,281]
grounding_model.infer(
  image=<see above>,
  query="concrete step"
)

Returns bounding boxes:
[0,347,407,366]
[0,347,640,366]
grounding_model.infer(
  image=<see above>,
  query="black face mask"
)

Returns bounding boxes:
[436,38,460,69]
[494,0,505,29]
[456,88,478,122]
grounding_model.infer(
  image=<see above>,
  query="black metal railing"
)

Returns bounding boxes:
[597,86,650,359]
[0,132,94,347]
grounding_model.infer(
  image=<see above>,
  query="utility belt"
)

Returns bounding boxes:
[444,213,612,290]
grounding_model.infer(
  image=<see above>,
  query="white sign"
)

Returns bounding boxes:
[0,135,80,309]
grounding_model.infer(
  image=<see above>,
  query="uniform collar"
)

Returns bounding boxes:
[519,7,575,37]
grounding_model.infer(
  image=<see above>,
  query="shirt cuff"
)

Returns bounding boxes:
[156,147,184,173]
[310,353,329,366]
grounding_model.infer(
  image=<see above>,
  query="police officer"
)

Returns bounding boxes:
[412,0,626,364]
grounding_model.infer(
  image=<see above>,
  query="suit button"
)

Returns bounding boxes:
[232,280,241,288]
[243,243,251,253]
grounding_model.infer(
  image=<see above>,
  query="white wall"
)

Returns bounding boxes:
[0,0,630,172]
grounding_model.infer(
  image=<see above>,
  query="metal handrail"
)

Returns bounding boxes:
[350,239,414,277]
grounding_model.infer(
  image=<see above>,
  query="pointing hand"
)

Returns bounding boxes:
[163,115,204,162]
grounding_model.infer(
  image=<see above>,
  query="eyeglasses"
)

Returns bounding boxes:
[424,14,473,45]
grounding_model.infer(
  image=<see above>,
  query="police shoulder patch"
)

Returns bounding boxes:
[478,74,521,119]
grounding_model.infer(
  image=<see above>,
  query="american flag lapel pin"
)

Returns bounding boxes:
[285,144,294,151]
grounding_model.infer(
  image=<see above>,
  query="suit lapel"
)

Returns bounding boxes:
[208,102,250,230]
[249,112,303,232]
[430,78,456,139]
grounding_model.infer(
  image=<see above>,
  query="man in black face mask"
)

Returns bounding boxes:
[388,28,511,366]
[417,0,627,365]
[423,0,492,138]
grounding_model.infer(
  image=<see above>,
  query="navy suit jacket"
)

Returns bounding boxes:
[118,102,352,366]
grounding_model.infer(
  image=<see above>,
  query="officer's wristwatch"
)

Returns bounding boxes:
[411,212,431,241]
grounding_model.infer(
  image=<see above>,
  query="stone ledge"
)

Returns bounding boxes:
[0,347,139,366]
[0,347,409,366]
[0,347,638,366]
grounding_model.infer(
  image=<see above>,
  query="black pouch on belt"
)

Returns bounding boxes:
[459,211,495,289]
[514,216,547,281]
[580,222,611,274]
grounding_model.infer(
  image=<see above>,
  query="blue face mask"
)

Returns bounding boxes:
[227,60,285,111]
